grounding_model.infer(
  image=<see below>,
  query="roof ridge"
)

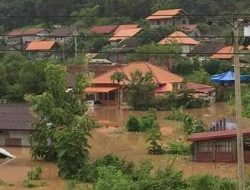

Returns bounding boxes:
[145,63,161,84]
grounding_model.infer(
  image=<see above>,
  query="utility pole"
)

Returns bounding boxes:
[74,35,78,57]
[233,19,245,190]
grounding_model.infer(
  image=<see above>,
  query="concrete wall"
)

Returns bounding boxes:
[0,131,31,147]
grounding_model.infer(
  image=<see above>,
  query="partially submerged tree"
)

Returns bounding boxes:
[127,70,156,110]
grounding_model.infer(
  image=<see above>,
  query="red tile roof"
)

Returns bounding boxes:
[146,9,187,20]
[26,41,57,51]
[89,25,118,34]
[7,30,23,37]
[210,46,234,60]
[186,82,215,94]
[22,28,45,36]
[159,31,199,45]
[109,28,142,42]
[187,128,250,141]
[92,62,183,92]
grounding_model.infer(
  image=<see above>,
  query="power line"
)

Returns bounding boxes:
[0,49,249,56]
[1,14,250,18]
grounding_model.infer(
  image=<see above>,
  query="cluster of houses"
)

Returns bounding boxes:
[1,8,250,164]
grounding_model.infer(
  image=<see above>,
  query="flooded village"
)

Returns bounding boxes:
[1,1,250,190]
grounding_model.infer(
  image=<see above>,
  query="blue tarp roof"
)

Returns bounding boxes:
[211,70,250,83]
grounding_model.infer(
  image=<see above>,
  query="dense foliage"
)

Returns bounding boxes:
[0,52,46,102]
[75,154,238,190]
[166,108,206,135]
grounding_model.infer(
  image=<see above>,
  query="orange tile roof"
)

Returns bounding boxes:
[210,46,234,60]
[85,87,118,93]
[114,24,139,34]
[159,31,199,45]
[109,28,142,42]
[26,41,57,51]
[146,9,186,20]
[92,62,183,91]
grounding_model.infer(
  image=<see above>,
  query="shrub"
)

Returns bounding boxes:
[94,166,133,190]
[78,155,134,183]
[27,166,42,180]
[22,179,46,188]
[140,112,158,131]
[167,141,190,155]
[126,115,140,132]
[147,128,165,155]
[187,174,236,190]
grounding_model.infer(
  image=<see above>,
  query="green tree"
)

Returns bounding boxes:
[0,63,8,98]
[127,71,156,110]
[186,69,210,84]
[94,166,133,190]
[27,63,95,178]
[19,62,46,95]
[146,128,164,155]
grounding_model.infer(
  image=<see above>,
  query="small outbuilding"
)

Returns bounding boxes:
[187,129,250,162]
[0,104,33,147]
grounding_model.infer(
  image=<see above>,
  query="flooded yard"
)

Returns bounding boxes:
[1,103,250,189]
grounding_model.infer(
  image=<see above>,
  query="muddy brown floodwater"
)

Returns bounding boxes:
[1,103,250,189]
[88,103,250,179]
[0,147,65,189]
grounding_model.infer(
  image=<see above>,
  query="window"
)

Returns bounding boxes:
[197,141,213,152]
[157,20,160,25]
[216,140,232,152]
[244,138,250,151]
[181,19,187,25]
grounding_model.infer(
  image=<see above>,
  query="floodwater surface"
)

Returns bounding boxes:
[1,103,250,189]
[88,103,250,178]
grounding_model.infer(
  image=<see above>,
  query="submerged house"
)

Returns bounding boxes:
[187,129,250,162]
[0,104,33,147]
[85,61,183,105]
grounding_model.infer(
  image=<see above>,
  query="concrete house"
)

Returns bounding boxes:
[108,25,142,45]
[26,40,60,58]
[158,31,199,55]
[0,104,33,147]
[146,9,190,29]
[85,61,183,105]
[48,27,77,44]
[188,129,250,162]
[22,28,48,44]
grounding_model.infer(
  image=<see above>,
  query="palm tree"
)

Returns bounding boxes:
[110,71,126,109]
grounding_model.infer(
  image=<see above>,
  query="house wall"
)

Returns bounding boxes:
[181,44,196,54]
[0,131,31,147]
[149,17,190,29]
[192,138,250,163]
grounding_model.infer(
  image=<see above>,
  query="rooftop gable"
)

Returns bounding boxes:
[159,31,199,45]
[109,28,142,42]
[89,25,118,34]
[22,28,46,36]
[210,46,234,60]
[146,9,188,20]
[92,61,183,85]
[26,41,57,51]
